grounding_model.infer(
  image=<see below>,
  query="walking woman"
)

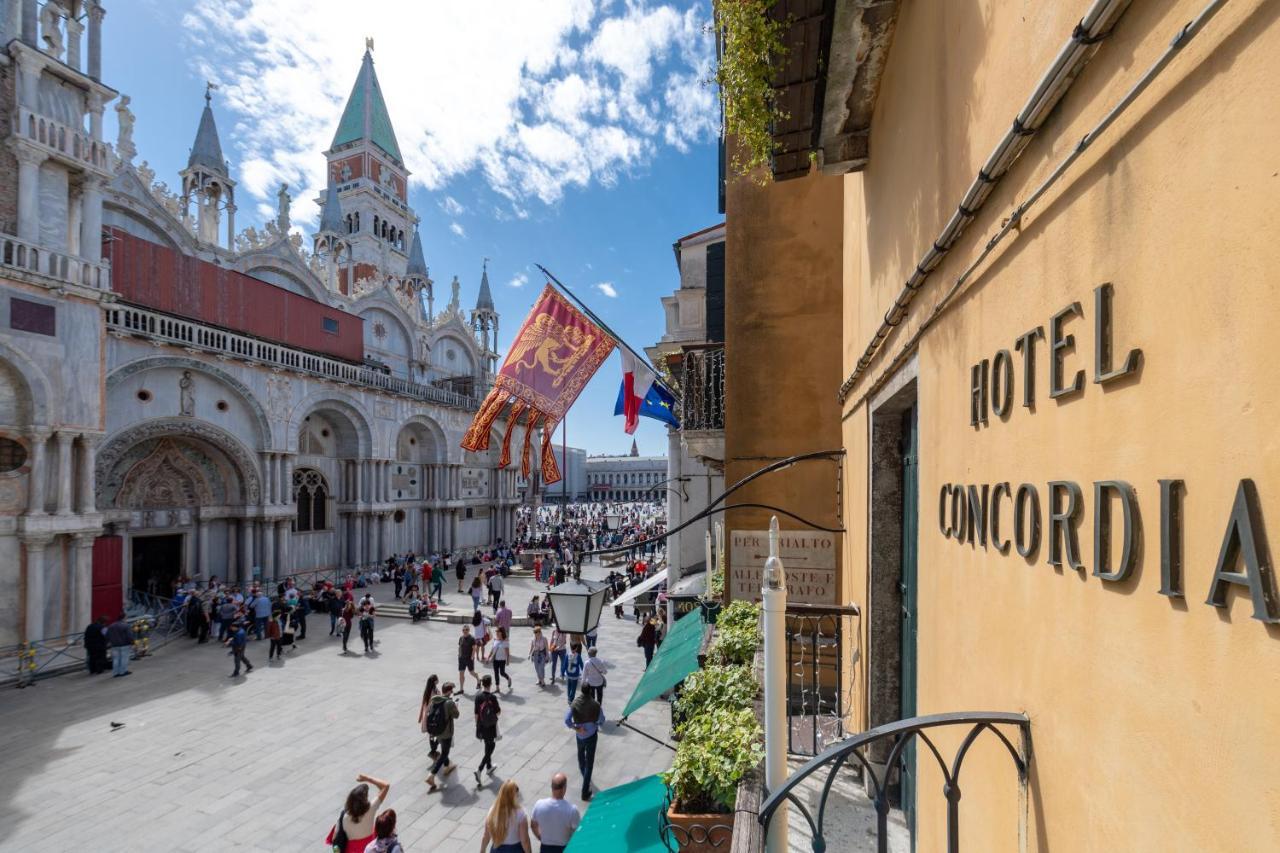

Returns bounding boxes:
[564,642,583,704]
[637,617,657,668]
[473,609,493,655]
[480,779,532,853]
[488,626,514,692]
[340,601,355,654]
[418,674,441,759]
[470,574,485,611]
[324,773,390,853]
[549,626,568,684]
[529,626,549,687]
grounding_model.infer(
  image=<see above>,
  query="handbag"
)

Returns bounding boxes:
[329,811,348,852]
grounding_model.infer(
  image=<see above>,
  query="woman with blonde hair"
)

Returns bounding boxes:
[480,779,531,852]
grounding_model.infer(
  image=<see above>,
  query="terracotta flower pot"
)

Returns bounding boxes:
[666,806,735,852]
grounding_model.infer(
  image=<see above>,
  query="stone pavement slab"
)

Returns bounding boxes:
[0,562,675,852]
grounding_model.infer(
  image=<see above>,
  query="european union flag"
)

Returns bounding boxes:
[614,381,681,429]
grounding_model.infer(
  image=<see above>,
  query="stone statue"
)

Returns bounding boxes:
[179,370,195,416]
[276,183,291,233]
[40,1,67,60]
[449,276,461,313]
[115,95,136,164]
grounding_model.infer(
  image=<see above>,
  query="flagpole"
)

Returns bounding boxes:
[536,264,681,403]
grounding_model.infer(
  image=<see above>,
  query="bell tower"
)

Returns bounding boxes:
[180,84,236,250]
[319,40,412,295]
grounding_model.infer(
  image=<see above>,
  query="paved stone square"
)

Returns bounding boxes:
[0,564,676,852]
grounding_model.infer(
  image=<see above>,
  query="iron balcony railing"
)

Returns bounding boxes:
[759,711,1032,853]
[681,346,725,431]
[106,303,481,411]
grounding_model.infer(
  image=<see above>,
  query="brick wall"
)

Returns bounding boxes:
[0,61,18,236]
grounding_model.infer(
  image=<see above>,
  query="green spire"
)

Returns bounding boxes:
[331,46,403,163]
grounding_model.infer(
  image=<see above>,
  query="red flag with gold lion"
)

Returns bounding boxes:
[461,284,615,484]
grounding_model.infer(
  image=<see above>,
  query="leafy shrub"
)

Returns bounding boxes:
[674,664,758,735]
[717,599,760,633]
[664,705,764,814]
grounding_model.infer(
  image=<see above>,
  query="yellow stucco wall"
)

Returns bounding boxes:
[724,165,844,598]
[839,0,1280,850]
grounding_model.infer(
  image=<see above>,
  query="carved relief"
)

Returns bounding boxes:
[179,370,195,416]
[96,419,262,505]
[266,374,292,421]
[116,438,215,509]
[374,399,394,420]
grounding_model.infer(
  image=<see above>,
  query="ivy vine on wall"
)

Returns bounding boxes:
[714,0,788,180]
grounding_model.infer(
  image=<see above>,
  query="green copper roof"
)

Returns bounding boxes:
[331,49,403,163]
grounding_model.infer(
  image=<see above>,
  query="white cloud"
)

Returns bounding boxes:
[450,222,466,237]
[180,0,716,221]
[509,272,529,288]
[596,282,618,298]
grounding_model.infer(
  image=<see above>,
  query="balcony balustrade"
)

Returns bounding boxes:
[106,303,481,411]
[0,232,111,291]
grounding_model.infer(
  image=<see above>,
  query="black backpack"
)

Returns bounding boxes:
[478,693,500,728]
[426,699,449,736]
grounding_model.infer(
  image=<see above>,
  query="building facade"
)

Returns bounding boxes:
[586,446,667,503]
[724,0,1280,849]
[648,223,726,577]
[0,9,521,645]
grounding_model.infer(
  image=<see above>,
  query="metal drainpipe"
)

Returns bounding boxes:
[838,0,1135,401]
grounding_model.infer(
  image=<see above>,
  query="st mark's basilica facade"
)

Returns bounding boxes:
[0,6,520,645]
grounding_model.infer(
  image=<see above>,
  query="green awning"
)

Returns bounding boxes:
[565,774,669,853]
[621,610,705,718]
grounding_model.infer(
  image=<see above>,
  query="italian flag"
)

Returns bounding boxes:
[620,350,656,435]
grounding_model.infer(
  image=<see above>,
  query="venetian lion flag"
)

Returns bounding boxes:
[461,284,615,484]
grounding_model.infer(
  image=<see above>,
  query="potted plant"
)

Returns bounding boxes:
[664,705,764,852]
[708,601,761,666]
[672,663,759,737]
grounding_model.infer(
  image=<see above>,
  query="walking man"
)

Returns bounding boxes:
[565,695,605,801]
[106,614,133,678]
[457,625,483,694]
[250,588,271,640]
[582,647,609,706]
[425,682,460,792]
[455,552,467,593]
[430,560,446,603]
[488,570,504,612]
[359,593,376,652]
[225,620,253,677]
[473,675,501,788]
[531,773,581,853]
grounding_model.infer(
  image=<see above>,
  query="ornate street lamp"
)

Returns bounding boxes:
[545,579,608,635]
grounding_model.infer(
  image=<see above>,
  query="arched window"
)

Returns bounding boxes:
[374,215,380,237]
[354,212,360,232]
[293,468,331,532]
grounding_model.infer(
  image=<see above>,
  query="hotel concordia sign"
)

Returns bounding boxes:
[941,284,1279,624]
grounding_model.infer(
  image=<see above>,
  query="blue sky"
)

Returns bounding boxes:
[104,0,722,456]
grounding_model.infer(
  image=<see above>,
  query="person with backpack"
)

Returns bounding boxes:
[430,560,446,603]
[566,691,605,801]
[418,674,441,758]
[364,809,404,853]
[549,627,568,684]
[473,674,502,788]
[564,642,583,704]
[224,620,253,677]
[637,617,658,668]
[424,682,460,792]
[324,773,389,853]
[487,626,514,692]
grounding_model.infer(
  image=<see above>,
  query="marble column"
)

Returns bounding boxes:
[241,519,256,583]
[87,2,105,80]
[450,509,459,552]
[196,518,211,579]
[276,520,290,577]
[23,537,50,641]
[26,429,49,516]
[54,431,74,515]
[353,514,364,568]
[65,15,83,72]
[226,519,239,583]
[261,520,275,583]
[282,455,295,506]
[72,532,94,630]
[76,434,97,514]
[11,143,46,244]
[420,508,429,554]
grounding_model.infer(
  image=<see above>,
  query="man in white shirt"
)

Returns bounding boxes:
[531,772,580,853]
[582,647,609,707]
